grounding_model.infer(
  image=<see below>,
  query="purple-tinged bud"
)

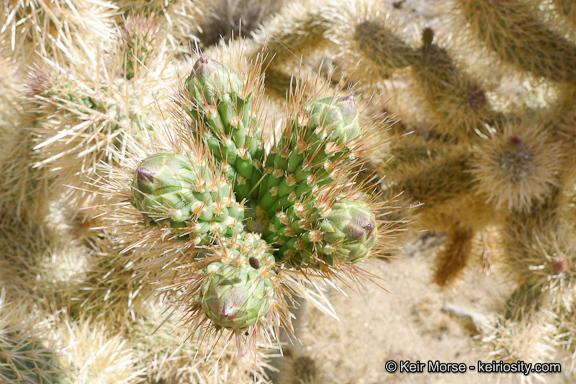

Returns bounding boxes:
[201,262,274,330]
[319,200,378,263]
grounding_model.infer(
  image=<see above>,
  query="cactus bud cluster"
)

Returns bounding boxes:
[120,54,386,338]
[321,199,378,263]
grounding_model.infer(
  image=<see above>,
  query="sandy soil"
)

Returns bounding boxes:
[271,234,573,384]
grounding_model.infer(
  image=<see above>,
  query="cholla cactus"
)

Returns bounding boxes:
[0,0,117,65]
[7,11,395,375]
[119,15,161,81]
[100,51,392,348]
[112,0,207,52]
[6,0,576,380]
[28,0,576,381]
[0,291,63,384]
[24,14,172,212]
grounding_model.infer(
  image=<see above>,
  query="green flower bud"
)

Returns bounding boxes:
[132,153,199,223]
[131,153,245,243]
[186,56,244,105]
[201,262,274,330]
[321,200,377,263]
[307,95,362,146]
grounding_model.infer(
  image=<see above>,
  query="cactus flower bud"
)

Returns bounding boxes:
[200,262,275,330]
[131,153,244,241]
[320,200,377,263]
[132,153,198,222]
[186,56,245,109]
[307,95,362,145]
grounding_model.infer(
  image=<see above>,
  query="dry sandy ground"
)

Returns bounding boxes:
[271,234,574,384]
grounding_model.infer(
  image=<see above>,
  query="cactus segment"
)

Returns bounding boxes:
[411,28,492,139]
[258,95,362,216]
[105,84,157,148]
[470,124,562,211]
[456,0,576,83]
[306,95,362,147]
[200,261,275,330]
[131,152,244,243]
[28,68,98,117]
[119,16,159,80]
[264,197,378,267]
[186,56,246,114]
[0,331,63,384]
[185,56,264,201]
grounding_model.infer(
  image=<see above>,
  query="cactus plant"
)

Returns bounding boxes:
[0,0,400,373]
[110,52,389,340]
[0,291,63,384]
[14,0,576,381]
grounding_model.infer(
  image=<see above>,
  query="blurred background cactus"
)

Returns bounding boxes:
[3,0,576,382]
[250,0,576,378]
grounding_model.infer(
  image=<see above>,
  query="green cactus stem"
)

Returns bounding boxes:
[0,331,63,384]
[27,67,99,117]
[184,56,264,201]
[119,15,159,81]
[264,196,378,267]
[258,95,363,216]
